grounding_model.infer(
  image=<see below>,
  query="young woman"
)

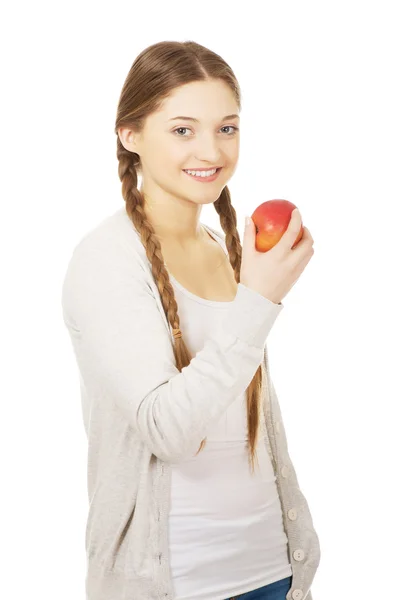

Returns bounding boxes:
[61,40,320,600]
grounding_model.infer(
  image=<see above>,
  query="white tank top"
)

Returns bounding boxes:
[167,227,292,600]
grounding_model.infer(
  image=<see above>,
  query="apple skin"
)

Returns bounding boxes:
[251,199,304,252]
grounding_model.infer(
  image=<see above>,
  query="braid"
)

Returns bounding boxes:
[117,138,191,370]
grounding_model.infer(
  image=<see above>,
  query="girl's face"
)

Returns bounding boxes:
[127,79,240,207]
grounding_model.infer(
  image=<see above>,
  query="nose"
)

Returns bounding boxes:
[194,132,222,165]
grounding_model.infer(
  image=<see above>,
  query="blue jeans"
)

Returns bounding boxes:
[226,576,292,600]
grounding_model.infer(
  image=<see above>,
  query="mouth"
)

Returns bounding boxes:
[182,167,223,182]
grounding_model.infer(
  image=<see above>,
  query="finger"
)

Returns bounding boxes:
[292,248,314,282]
[242,216,255,252]
[279,209,303,252]
[302,226,314,245]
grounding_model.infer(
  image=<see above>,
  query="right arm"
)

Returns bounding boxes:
[61,236,284,463]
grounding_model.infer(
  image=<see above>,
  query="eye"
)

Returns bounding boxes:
[172,125,239,137]
[221,126,239,135]
[173,127,191,136]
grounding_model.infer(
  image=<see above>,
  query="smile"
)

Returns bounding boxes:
[183,167,222,182]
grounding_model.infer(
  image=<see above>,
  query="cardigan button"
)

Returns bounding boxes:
[288,508,298,520]
[291,590,304,600]
[281,465,289,478]
[293,548,305,561]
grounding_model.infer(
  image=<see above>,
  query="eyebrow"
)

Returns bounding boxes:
[168,114,240,123]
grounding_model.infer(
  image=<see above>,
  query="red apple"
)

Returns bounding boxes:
[251,199,304,252]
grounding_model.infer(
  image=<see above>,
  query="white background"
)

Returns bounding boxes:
[1,1,399,599]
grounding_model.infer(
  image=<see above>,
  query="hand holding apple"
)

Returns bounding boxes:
[240,200,314,304]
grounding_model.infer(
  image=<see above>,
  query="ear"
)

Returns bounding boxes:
[118,126,140,154]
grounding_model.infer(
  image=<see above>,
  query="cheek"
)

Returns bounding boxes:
[229,141,240,159]
[159,144,187,169]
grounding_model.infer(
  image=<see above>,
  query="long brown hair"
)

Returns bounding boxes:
[114,41,264,474]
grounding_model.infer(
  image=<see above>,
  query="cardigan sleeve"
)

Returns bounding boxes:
[61,233,284,463]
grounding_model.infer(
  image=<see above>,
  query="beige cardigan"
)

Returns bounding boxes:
[61,206,321,599]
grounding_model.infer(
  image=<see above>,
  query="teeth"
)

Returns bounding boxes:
[185,168,217,177]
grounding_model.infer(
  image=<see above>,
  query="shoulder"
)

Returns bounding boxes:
[64,206,145,272]
[61,207,150,318]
